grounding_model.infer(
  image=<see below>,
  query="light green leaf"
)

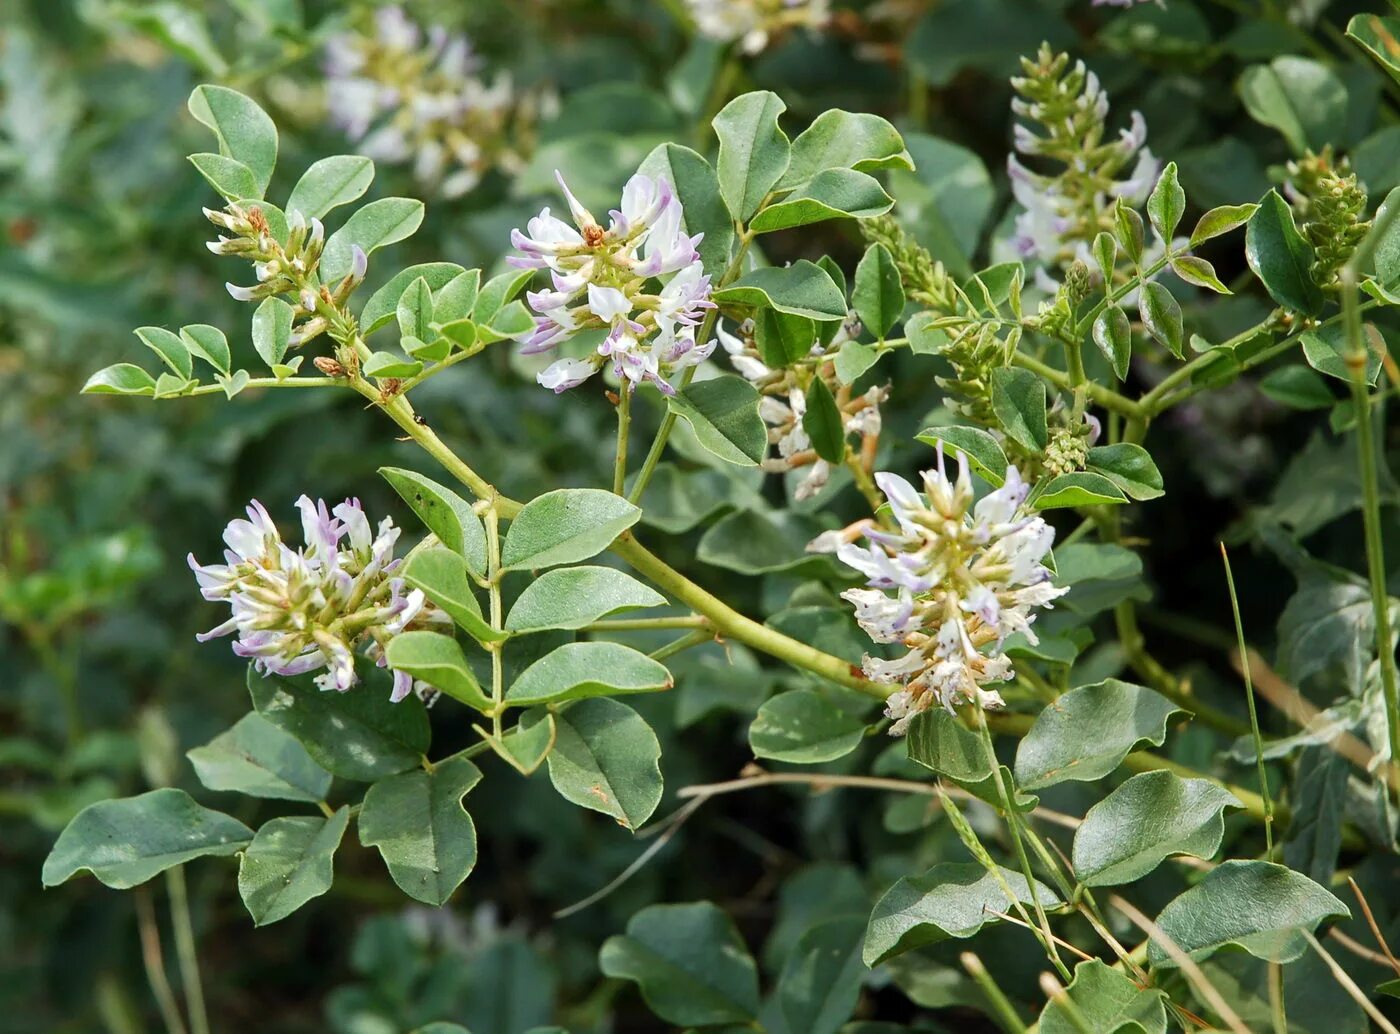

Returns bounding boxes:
[251,297,293,367]
[834,340,880,384]
[396,276,435,342]
[1086,443,1164,501]
[1172,255,1232,294]
[286,155,374,220]
[504,566,665,632]
[42,789,252,888]
[1072,771,1240,886]
[914,426,1008,485]
[713,261,848,321]
[321,197,425,282]
[547,698,662,830]
[863,862,1062,966]
[238,809,348,925]
[990,367,1048,453]
[188,152,257,201]
[490,708,556,776]
[82,364,157,396]
[852,243,905,340]
[1092,305,1133,380]
[1038,960,1168,1034]
[180,323,231,375]
[1189,203,1259,247]
[750,168,893,233]
[1138,282,1184,358]
[505,642,671,706]
[502,489,641,571]
[1013,679,1184,790]
[187,712,331,802]
[1151,860,1349,966]
[639,142,735,278]
[781,110,913,189]
[134,327,193,379]
[363,351,423,379]
[187,84,277,196]
[249,667,429,782]
[713,90,790,222]
[380,467,488,576]
[359,263,467,335]
[433,269,481,324]
[1301,322,1382,385]
[667,375,767,466]
[1246,190,1324,316]
[1147,162,1185,242]
[384,631,491,711]
[399,547,502,645]
[600,902,760,1025]
[1239,57,1349,155]
[358,756,482,906]
[750,689,868,763]
[1034,472,1129,510]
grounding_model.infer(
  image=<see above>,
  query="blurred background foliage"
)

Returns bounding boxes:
[4,0,1400,1030]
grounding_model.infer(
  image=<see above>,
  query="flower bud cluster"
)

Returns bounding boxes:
[1008,45,1160,273]
[809,448,1067,735]
[510,172,715,395]
[688,0,831,54]
[719,317,886,499]
[324,7,543,198]
[189,498,450,702]
[206,204,366,351]
[1286,148,1370,287]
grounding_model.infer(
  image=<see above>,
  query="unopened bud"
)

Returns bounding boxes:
[314,356,346,377]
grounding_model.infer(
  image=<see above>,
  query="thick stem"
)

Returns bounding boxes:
[613,385,633,496]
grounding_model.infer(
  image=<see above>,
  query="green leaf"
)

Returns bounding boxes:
[1092,305,1133,380]
[1151,860,1349,966]
[1259,365,1335,409]
[1038,960,1168,1034]
[359,263,466,335]
[1092,232,1118,285]
[781,110,913,189]
[1013,679,1184,790]
[472,268,535,326]
[505,642,671,707]
[667,375,768,466]
[1349,14,1400,87]
[698,509,828,575]
[504,566,665,632]
[713,261,848,321]
[384,631,492,711]
[249,667,430,782]
[1190,203,1260,247]
[802,376,847,464]
[286,155,374,220]
[501,489,641,571]
[396,276,435,342]
[1072,771,1240,887]
[1138,282,1184,359]
[834,340,880,384]
[1171,255,1231,294]
[1115,201,1145,264]
[750,168,893,233]
[187,85,277,196]
[750,689,868,763]
[180,323,231,375]
[914,426,1008,485]
[399,547,503,645]
[1085,443,1164,501]
[433,269,481,324]
[547,698,662,830]
[321,197,425,282]
[713,90,790,222]
[251,297,293,367]
[863,862,1062,966]
[777,917,866,1034]
[217,369,251,399]
[42,789,252,888]
[600,902,760,1026]
[906,709,991,783]
[1246,190,1324,316]
[1239,57,1349,155]
[186,712,331,803]
[379,467,488,576]
[1146,161,1185,242]
[989,367,1048,453]
[490,708,556,776]
[238,809,349,925]
[1283,747,1350,884]
[358,756,482,906]
[363,350,423,379]
[188,152,258,201]
[1301,322,1382,385]
[82,364,157,396]
[755,308,817,367]
[639,142,736,277]
[134,327,193,379]
[852,243,905,340]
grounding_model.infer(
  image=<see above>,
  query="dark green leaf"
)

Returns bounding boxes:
[750,168,893,233]
[852,243,905,340]
[380,467,488,576]
[1138,282,1184,358]
[547,698,662,830]
[238,809,349,925]
[1147,161,1185,242]
[802,376,847,464]
[713,91,790,222]
[668,375,768,466]
[1092,305,1133,380]
[186,713,331,802]
[714,261,848,321]
[1086,443,1164,501]
[1245,190,1324,316]
[749,689,868,763]
[989,367,1048,452]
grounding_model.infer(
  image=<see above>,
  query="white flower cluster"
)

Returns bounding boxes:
[688,0,832,54]
[719,316,885,499]
[189,498,450,702]
[510,172,715,394]
[325,7,535,198]
[810,448,1067,735]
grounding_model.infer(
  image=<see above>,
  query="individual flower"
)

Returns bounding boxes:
[809,448,1068,735]
[718,316,885,499]
[189,497,451,702]
[688,0,832,54]
[510,171,715,394]
[324,7,545,198]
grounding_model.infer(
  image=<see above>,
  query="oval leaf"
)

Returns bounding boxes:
[505,642,671,706]
[286,155,374,220]
[238,809,349,925]
[668,375,768,466]
[384,631,492,711]
[546,698,662,830]
[380,467,488,576]
[321,197,425,282]
[504,566,666,632]
[749,689,868,764]
[502,489,641,571]
[1246,190,1323,316]
[187,712,331,803]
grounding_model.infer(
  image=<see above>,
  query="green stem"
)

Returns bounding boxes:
[1013,352,1144,419]
[614,385,633,496]
[961,953,1029,1034]
[485,505,504,739]
[183,376,344,396]
[584,615,710,632]
[649,628,713,662]
[1220,542,1275,855]
[164,868,209,1034]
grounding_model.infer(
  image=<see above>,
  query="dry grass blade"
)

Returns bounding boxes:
[1304,931,1400,1034]
[1349,876,1400,975]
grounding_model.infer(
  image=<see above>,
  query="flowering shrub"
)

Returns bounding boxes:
[12,0,1400,1031]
